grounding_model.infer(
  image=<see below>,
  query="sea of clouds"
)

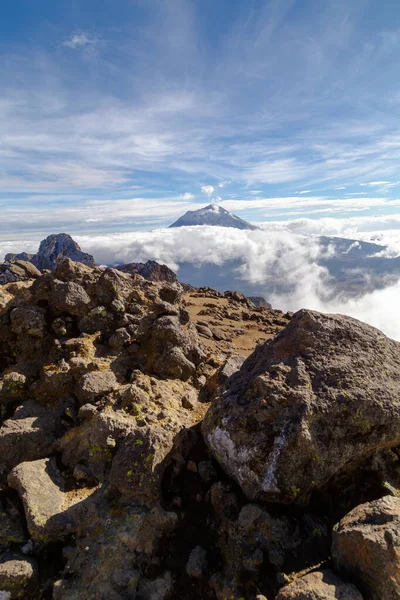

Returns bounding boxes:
[1,221,400,340]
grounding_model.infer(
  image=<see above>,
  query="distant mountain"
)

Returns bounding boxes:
[169,203,258,230]
[5,233,95,271]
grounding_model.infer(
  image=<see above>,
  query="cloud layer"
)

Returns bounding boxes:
[3,225,398,339]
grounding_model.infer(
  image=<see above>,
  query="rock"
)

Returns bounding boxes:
[77,370,118,404]
[0,261,41,285]
[186,546,207,579]
[137,571,174,600]
[0,503,27,544]
[7,458,96,542]
[275,570,363,599]
[332,495,400,599]
[6,234,95,271]
[78,306,115,334]
[10,306,46,338]
[49,280,91,316]
[0,372,26,404]
[78,403,98,420]
[0,400,64,473]
[118,260,177,284]
[203,309,400,504]
[108,327,131,351]
[198,461,218,485]
[0,554,38,599]
[248,296,272,309]
[196,324,214,339]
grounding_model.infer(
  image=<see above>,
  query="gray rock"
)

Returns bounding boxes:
[49,280,91,316]
[0,400,64,473]
[7,457,93,542]
[77,370,118,404]
[333,495,400,599]
[203,309,400,504]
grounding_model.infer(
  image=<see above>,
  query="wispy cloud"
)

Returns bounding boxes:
[62,32,97,50]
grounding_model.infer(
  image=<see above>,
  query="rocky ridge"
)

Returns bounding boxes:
[0,258,399,599]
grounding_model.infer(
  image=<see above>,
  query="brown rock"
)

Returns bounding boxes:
[275,570,363,599]
[333,495,400,599]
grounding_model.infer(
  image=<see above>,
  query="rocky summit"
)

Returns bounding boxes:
[0,257,399,599]
[5,233,95,272]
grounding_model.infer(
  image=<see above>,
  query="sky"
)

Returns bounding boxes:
[2,0,400,339]
[3,0,400,237]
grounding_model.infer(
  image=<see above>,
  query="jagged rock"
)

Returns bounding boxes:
[0,400,65,473]
[0,261,41,285]
[79,306,116,334]
[0,554,38,599]
[118,260,177,284]
[6,234,95,271]
[7,457,96,542]
[275,570,363,599]
[332,495,400,599]
[203,309,400,504]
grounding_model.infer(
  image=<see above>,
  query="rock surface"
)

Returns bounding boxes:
[1,255,400,600]
[333,495,400,599]
[275,570,363,599]
[203,309,400,503]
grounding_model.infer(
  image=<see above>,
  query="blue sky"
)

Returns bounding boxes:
[3,0,400,236]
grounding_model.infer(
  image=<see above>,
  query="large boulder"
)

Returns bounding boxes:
[332,495,400,599]
[275,570,363,599]
[7,458,97,542]
[203,309,400,504]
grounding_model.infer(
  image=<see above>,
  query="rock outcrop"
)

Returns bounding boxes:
[117,259,178,283]
[203,309,400,504]
[5,233,95,272]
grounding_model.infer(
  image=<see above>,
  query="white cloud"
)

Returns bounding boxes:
[62,32,96,50]
[3,223,400,340]
[180,192,194,200]
[201,185,214,196]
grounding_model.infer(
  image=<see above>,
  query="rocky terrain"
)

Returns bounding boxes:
[0,254,399,599]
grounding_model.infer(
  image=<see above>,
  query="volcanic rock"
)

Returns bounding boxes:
[203,309,400,503]
[333,495,400,599]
